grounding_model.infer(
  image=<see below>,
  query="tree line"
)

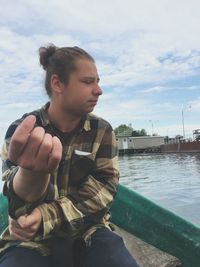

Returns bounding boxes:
[114,124,148,137]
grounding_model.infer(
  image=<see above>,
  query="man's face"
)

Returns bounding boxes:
[60,58,103,116]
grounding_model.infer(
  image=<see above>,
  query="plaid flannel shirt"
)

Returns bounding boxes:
[0,103,119,255]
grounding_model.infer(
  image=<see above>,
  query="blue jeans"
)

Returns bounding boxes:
[0,228,139,267]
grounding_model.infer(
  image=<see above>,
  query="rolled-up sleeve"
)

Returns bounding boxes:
[1,120,54,219]
[1,122,27,219]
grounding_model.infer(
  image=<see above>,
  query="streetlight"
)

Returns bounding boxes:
[149,120,154,136]
[181,109,185,139]
[149,120,159,136]
[181,106,191,139]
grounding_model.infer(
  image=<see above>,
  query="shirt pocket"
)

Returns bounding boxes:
[69,150,96,186]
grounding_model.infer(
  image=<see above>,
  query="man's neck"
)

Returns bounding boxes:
[47,102,82,133]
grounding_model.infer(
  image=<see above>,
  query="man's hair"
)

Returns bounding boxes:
[39,44,95,97]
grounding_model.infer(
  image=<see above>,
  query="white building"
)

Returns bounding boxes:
[116,136,165,151]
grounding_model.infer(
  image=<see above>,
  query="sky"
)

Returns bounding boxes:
[0,0,200,146]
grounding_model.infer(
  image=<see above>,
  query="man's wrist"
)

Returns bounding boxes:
[17,167,50,180]
[12,168,51,202]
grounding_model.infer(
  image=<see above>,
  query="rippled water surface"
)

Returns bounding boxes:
[118,153,200,225]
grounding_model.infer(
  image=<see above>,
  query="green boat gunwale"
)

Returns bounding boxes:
[1,184,200,267]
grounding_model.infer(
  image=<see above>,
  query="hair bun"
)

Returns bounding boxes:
[39,44,57,70]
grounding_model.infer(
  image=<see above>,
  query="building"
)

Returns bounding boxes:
[116,136,165,154]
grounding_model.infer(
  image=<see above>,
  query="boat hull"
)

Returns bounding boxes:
[161,141,200,153]
[1,184,200,266]
[110,184,200,267]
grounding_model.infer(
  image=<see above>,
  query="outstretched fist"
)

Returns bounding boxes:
[9,115,62,173]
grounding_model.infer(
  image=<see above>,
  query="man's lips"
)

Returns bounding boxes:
[88,99,98,103]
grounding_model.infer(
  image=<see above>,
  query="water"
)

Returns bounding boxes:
[1,153,200,225]
[118,153,200,225]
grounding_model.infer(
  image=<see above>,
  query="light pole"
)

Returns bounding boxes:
[181,109,185,139]
[149,120,154,136]
[181,106,191,139]
[149,120,159,136]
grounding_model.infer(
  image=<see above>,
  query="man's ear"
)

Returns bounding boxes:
[50,74,64,94]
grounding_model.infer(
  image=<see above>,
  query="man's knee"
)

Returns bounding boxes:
[91,227,124,248]
[0,247,51,267]
[86,228,139,267]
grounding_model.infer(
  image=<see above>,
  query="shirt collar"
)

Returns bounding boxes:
[83,114,91,132]
[39,102,92,132]
[39,102,51,127]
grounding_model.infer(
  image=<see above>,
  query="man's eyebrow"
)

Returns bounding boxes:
[81,76,100,82]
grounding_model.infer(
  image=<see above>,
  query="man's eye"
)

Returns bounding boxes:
[83,80,92,84]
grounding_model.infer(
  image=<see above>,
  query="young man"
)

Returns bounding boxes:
[0,45,139,267]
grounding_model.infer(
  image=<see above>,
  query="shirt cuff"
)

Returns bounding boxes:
[4,175,55,219]
[37,201,63,237]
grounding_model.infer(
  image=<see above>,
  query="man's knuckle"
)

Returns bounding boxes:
[30,132,40,143]
[19,222,26,229]
[52,153,60,162]
[44,133,52,139]
[52,150,62,161]
[31,225,37,232]
[11,137,24,147]
[19,159,34,170]
[42,140,52,151]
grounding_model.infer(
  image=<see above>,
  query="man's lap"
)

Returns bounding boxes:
[0,228,139,267]
[0,246,52,267]
[81,228,139,267]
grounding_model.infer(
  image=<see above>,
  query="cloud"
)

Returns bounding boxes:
[0,0,200,142]
[0,27,80,104]
[156,123,199,138]
[141,84,200,94]
[142,86,167,93]
[187,85,200,91]
[190,97,200,112]
[2,0,199,41]
[1,0,200,91]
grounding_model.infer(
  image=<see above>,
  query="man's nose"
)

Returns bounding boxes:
[93,84,103,96]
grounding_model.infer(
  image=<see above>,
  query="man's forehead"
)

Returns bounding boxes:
[76,63,98,76]
[75,58,96,70]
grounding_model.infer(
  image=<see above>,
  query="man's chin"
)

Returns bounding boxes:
[85,106,95,113]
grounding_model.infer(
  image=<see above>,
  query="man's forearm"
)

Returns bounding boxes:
[13,167,50,202]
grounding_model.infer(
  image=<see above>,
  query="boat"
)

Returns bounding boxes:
[1,184,200,267]
[161,141,200,153]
